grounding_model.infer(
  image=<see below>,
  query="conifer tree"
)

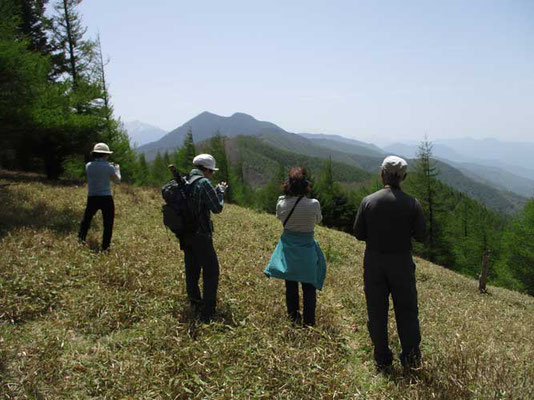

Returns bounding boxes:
[256,163,285,213]
[411,137,443,261]
[136,153,150,185]
[151,152,168,185]
[177,126,196,173]
[17,0,51,55]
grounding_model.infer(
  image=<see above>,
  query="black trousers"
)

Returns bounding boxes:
[285,280,317,326]
[363,249,421,367]
[78,196,115,250]
[182,233,220,319]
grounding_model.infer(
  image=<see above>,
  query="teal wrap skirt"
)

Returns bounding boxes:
[264,230,327,290]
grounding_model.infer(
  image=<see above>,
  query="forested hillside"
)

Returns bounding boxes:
[1,174,532,399]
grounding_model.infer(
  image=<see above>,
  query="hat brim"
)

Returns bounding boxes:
[92,150,113,154]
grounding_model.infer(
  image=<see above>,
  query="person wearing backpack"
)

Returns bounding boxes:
[264,166,326,326]
[180,154,228,322]
[78,143,121,251]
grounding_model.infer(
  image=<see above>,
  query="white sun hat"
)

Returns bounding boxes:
[193,154,219,171]
[92,143,113,154]
[381,155,408,176]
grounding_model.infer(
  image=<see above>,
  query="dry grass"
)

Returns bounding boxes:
[1,172,533,399]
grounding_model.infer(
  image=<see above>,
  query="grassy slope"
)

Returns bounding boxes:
[1,175,533,400]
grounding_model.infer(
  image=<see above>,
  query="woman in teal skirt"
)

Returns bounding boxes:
[264,167,327,326]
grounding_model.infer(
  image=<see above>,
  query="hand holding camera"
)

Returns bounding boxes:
[216,181,229,194]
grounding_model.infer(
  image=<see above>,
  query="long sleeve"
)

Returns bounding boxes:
[412,199,426,243]
[353,200,367,241]
[201,180,224,214]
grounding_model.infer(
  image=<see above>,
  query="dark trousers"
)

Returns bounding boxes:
[285,280,317,326]
[363,249,421,367]
[78,196,115,250]
[183,233,220,319]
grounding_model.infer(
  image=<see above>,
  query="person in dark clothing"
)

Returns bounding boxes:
[78,143,121,251]
[353,156,426,371]
[180,154,227,322]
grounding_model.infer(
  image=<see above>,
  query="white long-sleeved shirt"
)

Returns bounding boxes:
[276,195,322,232]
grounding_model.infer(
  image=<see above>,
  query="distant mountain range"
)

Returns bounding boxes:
[123,121,167,147]
[384,142,534,198]
[134,111,530,213]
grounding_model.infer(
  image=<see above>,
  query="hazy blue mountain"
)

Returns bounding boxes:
[136,111,526,213]
[137,111,285,159]
[432,160,526,213]
[123,121,167,147]
[383,141,533,198]
[383,142,465,161]
[298,133,385,157]
[435,138,534,172]
[454,162,534,198]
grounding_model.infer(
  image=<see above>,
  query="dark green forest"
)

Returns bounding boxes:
[1,1,532,296]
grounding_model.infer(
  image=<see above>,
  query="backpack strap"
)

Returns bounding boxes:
[283,196,304,227]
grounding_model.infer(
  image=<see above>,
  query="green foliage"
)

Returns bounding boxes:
[0,0,137,180]
[315,158,358,233]
[499,200,534,295]
[151,152,168,185]
[255,163,285,213]
[176,126,196,174]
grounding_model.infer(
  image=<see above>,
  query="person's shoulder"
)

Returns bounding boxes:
[308,197,321,206]
[363,190,382,202]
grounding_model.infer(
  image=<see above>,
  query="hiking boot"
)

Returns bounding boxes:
[376,363,393,375]
[400,348,421,370]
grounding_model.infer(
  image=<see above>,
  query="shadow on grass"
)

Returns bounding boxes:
[0,169,83,187]
[0,186,81,238]
[385,364,473,400]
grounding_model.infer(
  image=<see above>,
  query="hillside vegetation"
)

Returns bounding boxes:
[1,173,533,400]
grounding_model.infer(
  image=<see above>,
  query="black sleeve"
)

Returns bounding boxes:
[353,200,367,241]
[412,199,426,243]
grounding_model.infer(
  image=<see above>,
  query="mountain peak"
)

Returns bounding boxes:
[230,112,256,120]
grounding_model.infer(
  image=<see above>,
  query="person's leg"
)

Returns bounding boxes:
[101,196,115,250]
[183,244,202,307]
[193,234,219,321]
[78,197,98,242]
[285,280,300,323]
[364,252,393,368]
[301,282,316,326]
[388,256,421,368]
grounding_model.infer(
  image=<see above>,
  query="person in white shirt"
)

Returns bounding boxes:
[78,143,121,251]
[264,166,327,326]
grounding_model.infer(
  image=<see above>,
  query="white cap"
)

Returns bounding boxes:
[92,143,113,154]
[193,153,219,171]
[381,156,408,176]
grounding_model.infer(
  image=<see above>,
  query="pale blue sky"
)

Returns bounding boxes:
[78,0,534,144]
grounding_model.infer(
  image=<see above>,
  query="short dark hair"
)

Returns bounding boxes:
[283,166,310,196]
[381,169,404,187]
[92,152,105,159]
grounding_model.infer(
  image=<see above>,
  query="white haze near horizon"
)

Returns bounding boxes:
[79,0,534,145]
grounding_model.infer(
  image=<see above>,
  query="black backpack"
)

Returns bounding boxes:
[161,174,203,236]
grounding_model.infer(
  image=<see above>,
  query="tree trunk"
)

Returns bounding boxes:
[478,251,491,293]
